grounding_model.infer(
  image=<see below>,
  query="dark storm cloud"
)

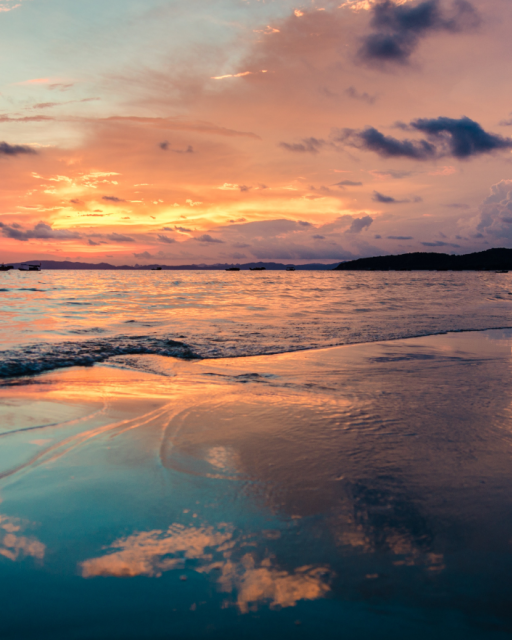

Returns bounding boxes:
[370,169,414,179]
[372,191,421,203]
[0,221,81,241]
[333,180,363,187]
[373,191,397,203]
[345,86,376,105]
[0,141,37,156]
[359,0,480,66]
[160,141,194,153]
[336,126,436,159]
[102,196,126,203]
[195,234,224,243]
[106,232,134,242]
[278,137,326,154]
[421,240,460,247]
[345,215,373,233]
[336,117,512,160]
[157,234,176,244]
[410,116,512,158]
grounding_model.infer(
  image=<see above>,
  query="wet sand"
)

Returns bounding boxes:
[1,330,512,639]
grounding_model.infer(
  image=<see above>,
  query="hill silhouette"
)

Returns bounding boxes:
[10,260,337,271]
[334,248,512,271]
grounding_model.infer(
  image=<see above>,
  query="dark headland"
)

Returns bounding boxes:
[334,248,512,271]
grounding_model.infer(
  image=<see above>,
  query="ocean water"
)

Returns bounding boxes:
[1,269,512,377]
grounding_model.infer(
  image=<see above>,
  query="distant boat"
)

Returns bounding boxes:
[286,266,296,271]
[152,266,162,270]
[225,267,240,271]
[249,267,266,271]
[0,264,13,271]
[19,262,41,272]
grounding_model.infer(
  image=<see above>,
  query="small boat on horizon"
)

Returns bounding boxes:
[151,266,162,270]
[225,267,240,271]
[249,267,266,271]
[19,262,41,272]
[0,264,14,271]
[286,266,296,271]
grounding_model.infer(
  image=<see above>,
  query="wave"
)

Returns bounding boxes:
[0,336,199,379]
[3,322,512,381]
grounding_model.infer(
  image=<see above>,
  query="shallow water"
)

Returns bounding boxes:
[2,269,512,377]
[1,330,512,639]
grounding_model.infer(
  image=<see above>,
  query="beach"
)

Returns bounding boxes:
[2,328,512,639]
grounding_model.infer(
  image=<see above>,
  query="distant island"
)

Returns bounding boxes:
[3,260,338,271]
[334,248,512,271]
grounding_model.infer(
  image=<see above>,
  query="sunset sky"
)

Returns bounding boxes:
[1,0,512,265]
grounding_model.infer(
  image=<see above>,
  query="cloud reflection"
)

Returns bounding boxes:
[81,524,231,578]
[0,513,45,562]
[81,523,332,612]
[213,554,331,613]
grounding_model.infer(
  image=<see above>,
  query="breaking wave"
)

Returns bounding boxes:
[0,336,198,379]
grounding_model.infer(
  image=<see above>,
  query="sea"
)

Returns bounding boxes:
[2,269,512,639]
[1,269,512,377]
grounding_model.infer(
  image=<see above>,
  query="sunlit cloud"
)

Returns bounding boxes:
[16,77,72,85]
[211,70,268,80]
[2,0,511,263]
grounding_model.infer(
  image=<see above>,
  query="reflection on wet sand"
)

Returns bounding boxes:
[0,511,45,563]
[214,555,332,613]
[81,524,232,578]
[81,522,332,613]
[1,330,512,637]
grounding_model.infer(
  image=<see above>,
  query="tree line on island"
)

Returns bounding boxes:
[334,248,512,271]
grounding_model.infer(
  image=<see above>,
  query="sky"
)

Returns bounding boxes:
[1,0,512,265]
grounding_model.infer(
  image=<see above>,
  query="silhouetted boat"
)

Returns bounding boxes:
[0,264,13,271]
[152,266,162,270]
[19,262,41,272]
[286,266,295,271]
[225,267,240,271]
[249,267,266,271]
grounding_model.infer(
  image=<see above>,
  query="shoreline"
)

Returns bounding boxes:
[3,323,512,382]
